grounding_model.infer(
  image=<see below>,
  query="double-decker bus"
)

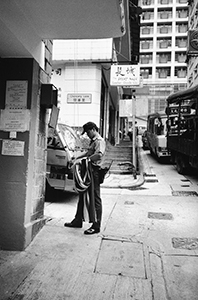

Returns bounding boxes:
[146,111,170,159]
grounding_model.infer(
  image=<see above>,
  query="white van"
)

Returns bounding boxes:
[147,112,170,159]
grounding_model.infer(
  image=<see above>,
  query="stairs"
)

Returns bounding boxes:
[103,139,133,174]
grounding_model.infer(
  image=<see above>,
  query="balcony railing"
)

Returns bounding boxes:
[141,27,154,35]
[142,12,154,20]
[158,40,171,49]
[158,11,172,19]
[158,25,172,34]
[140,55,152,64]
[157,68,170,78]
[141,69,150,79]
[176,39,187,48]
[141,41,153,49]
[176,53,187,63]
[177,24,188,33]
[178,0,187,3]
[159,55,169,63]
[160,0,169,4]
[177,69,187,78]
[177,10,188,18]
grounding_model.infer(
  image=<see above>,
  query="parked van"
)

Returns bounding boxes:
[147,112,170,159]
[46,123,86,197]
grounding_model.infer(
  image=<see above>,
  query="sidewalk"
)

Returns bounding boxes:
[1,139,198,300]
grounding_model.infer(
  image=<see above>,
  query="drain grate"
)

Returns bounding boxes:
[172,191,198,196]
[172,238,198,250]
[148,212,173,220]
[144,173,156,177]
[145,178,158,183]
[124,201,134,205]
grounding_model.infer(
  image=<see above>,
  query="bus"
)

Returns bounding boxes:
[166,85,198,174]
[146,111,170,159]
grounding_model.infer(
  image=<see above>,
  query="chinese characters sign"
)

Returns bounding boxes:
[110,65,140,86]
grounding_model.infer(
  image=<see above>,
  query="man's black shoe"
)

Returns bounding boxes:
[64,219,82,228]
[84,226,100,235]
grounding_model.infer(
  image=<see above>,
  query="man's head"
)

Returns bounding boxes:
[81,122,98,137]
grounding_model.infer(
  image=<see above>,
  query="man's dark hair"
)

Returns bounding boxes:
[81,122,98,134]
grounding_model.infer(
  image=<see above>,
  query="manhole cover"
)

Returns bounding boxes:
[95,239,146,278]
[172,191,198,196]
[124,201,134,205]
[172,238,198,250]
[148,212,173,220]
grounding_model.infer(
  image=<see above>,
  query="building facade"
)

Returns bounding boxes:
[51,39,123,144]
[187,0,198,87]
[137,0,188,115]
[0,0,127,251]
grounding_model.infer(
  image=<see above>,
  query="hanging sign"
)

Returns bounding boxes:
[110,65,140,86]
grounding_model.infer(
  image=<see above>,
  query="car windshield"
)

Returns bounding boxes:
[57,124,82,151]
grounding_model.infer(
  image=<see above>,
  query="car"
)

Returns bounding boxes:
[45,123,86,198]
[142,130,149,150]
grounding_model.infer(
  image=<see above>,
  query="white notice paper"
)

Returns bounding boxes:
[2,140,25,156]
[0,109,30,132]
[5,81,28,109]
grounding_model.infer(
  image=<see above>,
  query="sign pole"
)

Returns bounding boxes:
[132,95,136,169]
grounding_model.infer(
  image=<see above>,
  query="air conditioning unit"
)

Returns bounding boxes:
[187,30,198,54]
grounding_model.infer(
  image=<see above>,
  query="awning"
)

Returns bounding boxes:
[167,84,198,104]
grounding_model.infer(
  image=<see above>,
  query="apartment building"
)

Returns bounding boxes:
[187,0,198,87]
[137,0,188,115]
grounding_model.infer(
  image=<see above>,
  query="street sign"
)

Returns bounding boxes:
[110,65,140,86]
[67,94,92,103]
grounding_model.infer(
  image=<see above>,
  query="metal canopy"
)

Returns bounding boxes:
[0,0,126,58]
[167,84,198,104]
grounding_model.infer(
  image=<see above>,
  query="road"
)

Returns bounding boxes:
[139,148,198,197]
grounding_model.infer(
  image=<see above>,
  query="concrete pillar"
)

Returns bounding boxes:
[0,58,47,250]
